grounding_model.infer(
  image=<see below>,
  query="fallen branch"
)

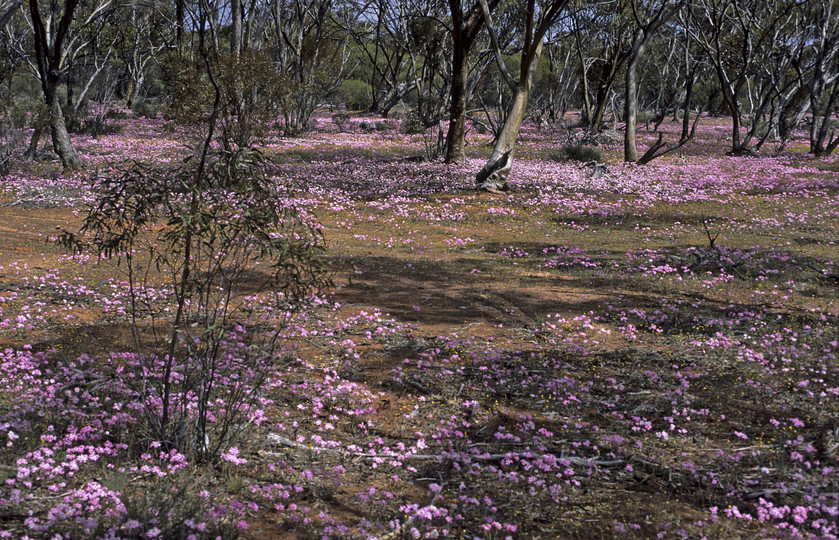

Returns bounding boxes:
[264,433,623,467]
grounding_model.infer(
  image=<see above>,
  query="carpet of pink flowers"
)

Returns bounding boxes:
[0,113,838,539]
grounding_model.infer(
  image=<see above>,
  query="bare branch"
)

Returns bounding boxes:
[477,0,516,91]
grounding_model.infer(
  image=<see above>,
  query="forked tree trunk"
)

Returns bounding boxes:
[473,0,567,189]
[45,82,82,170]
[476,41,543,192]
[30,0,83,170]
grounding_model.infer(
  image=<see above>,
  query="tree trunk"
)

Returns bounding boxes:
[624,32,645,163]
[681,70,695,140]
[814,81,839,156]
[29,0,83,170]
[231,0,242,56]
[475,83,531,191]
[126,71,144,109]
[379,81,416,118]
[589,60,619,132]
[45,82,82,170]
[727,91,742,153]
[445,0,492,164]
[445,43,469,163]
[176,0,185,53]
[25,106,47,160]
[473,0,566,188]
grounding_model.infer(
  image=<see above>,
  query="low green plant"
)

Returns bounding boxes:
[132,98,166,119]
[375,120,396,131]
[560,144,603,163]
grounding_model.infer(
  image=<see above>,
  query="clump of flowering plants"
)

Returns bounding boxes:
[57,145,330,462]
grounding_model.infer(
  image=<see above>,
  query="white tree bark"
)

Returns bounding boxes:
[475,0,568,191]
[476,43,542,192]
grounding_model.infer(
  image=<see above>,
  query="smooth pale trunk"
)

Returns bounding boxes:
[578,53,592,125]
[477,85,530,189]
[231,0,242,55]
[624,32,645,163]
[476,41,542,191]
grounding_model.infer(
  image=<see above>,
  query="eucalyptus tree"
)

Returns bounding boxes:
[113,0,167,108]
[443,0,500,162]
[0,0,21,30]
[25,0,115,169]
[632,22,706,164]
[637,23,684,130]
[622,0,684,162]
[475,0,569,192]
[683,0,803,154]
[0,1,27,172]
[406,3,456,157]
[738,0,809,151]
[570,0,632,133]
[268,0,356,134]
[800,0,839,156]
[528,35,578,128]
[342,0,418,116]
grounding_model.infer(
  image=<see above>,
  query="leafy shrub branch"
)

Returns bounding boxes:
[58,147,330,462]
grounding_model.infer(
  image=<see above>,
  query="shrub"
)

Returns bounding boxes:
[105,107,133,120]
[67,116,125,137]
[332,112,351,132]
[339,79,371,111]
[58,146,330,462]
[402,111,426,135]
[375,120,396,131]
[559,145,603,163]
[162,50,284,146]
[132,98,166,119]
